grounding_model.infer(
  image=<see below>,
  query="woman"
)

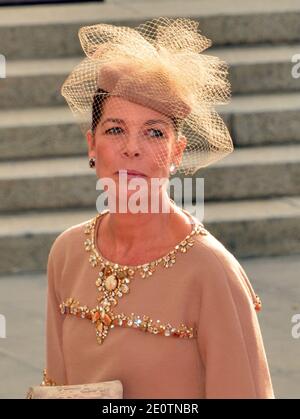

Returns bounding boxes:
[43,17,274,398]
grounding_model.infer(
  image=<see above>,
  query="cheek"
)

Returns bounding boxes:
[96,142,110,160]
[146,134,172,155]
[94,140,115,174]
[149,141,174,173]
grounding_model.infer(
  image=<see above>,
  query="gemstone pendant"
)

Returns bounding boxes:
[104,274,118,291]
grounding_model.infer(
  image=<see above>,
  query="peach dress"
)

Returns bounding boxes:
[44,209,274,399]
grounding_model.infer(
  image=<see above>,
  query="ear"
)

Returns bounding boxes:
[172,135,187,166]
[86,129,96,158]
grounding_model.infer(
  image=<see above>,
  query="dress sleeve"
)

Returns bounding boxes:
[196,248,275,399]
[43,244,67,386]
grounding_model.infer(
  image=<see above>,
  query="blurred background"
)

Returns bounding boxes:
[0,0,300,398]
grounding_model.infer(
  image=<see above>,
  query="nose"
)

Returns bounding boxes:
[121,134,141,159]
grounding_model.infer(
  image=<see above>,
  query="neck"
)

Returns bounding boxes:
[98,195,192,261]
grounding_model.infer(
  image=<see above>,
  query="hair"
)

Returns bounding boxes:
[91,87,183,137]
[91,88,109,134]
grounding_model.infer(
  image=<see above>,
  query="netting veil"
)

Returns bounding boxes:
[61,17,234,175]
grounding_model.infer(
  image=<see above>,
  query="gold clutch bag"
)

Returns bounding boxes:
[26,380,123,399]
[26,370,123,399]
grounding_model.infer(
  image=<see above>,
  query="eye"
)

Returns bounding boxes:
[146,128,165,138]
[105,126,124,135]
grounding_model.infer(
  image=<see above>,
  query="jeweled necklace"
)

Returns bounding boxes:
[59,207,262,344]
[72,207,207,344]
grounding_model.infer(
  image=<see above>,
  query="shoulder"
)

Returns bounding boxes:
[46,215,97,300]
[182,209,244,281]
[194,227,241,276]
[190,223,260,311]
[47,216,94,267]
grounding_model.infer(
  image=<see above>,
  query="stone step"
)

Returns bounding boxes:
[193,144,300,201]
[1,0,300,59]
[1,91,299,161]
[0,195,299,274]
[0,107,87,161]
[1,43,299,111]
[220,92,300,147]
[214,44,300,94]
[0,144,299,212]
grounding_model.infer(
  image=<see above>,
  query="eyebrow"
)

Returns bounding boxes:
[101,118,125,126]
[144,119,170,126]
[101,118,171,127]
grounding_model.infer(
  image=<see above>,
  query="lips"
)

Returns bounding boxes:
[116,169,147,177]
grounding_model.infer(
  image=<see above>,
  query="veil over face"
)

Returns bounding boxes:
[88,95,187,212]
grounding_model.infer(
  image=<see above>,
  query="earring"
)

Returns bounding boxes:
[169,162,177,175]
[89,157,96,168]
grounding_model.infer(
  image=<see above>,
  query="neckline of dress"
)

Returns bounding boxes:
[92,207,203,269]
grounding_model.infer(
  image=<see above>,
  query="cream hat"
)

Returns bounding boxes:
[61,17,234,175]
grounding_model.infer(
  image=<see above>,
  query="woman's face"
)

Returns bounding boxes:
[86,96,186,205]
